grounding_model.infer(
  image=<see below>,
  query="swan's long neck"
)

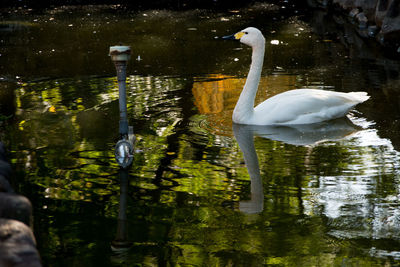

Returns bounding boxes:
[233,43,265,123]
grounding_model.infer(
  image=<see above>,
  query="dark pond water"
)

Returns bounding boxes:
[2,3,400,266]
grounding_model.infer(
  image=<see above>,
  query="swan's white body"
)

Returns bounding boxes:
[225,27,369,125]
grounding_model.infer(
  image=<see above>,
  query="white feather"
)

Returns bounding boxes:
[230,27,370,125]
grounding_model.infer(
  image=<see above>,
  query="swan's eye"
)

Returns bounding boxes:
[244,32,248,34]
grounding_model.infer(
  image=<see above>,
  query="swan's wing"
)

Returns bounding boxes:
[254,89,369,125]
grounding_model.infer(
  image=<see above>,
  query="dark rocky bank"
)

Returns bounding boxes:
[0,142,41,267]
[309,0,400,55]
[1,0,399,55]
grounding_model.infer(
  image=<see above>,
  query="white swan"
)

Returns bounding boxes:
[223,27,370,125]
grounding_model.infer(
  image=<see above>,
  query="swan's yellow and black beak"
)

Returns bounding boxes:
[222,31,245,40]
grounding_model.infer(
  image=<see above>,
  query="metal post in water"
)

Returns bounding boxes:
[110,45,131,136]
[110,45,135,168]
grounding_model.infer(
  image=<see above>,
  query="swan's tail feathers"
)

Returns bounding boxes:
[348,91,370,103]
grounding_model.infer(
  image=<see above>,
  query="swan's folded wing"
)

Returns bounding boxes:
[253,89,369,125]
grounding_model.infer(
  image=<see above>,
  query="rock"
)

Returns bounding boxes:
[368,25,380,36]
[0,142,12,180]
[375,0,390,25]
[356,12,369,28]
[380,0,400,37]
[0,193,32,226]
[333,0,358,9]
[0,175,13,193]
[0,160,12,179]
[0,219,41,267]
[323,0,400,54]
[356,0,378,19]
[349,8,360,17]
[0,142,8,162]
[0,143,41,266]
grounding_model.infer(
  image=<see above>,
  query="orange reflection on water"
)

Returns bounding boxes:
[192,75,244,114]
[192,73,298,115]
[191,73,298,135]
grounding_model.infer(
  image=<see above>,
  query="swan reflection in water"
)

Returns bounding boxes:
[233,117,360,214]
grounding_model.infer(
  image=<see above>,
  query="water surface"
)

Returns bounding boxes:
[2,3,400,266]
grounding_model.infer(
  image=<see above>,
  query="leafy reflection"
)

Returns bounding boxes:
[11,75,188,202]
[3,4,400,266]
[4,70,400,265]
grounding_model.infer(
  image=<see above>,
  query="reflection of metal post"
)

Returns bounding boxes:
[111,168,132,253]
[110,46,135,168]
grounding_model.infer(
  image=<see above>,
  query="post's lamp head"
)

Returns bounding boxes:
[109,46,131,62]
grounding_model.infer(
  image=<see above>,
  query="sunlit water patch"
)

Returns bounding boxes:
[303,127,400,242]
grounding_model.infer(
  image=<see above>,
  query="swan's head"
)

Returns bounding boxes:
[223,27,265,48]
